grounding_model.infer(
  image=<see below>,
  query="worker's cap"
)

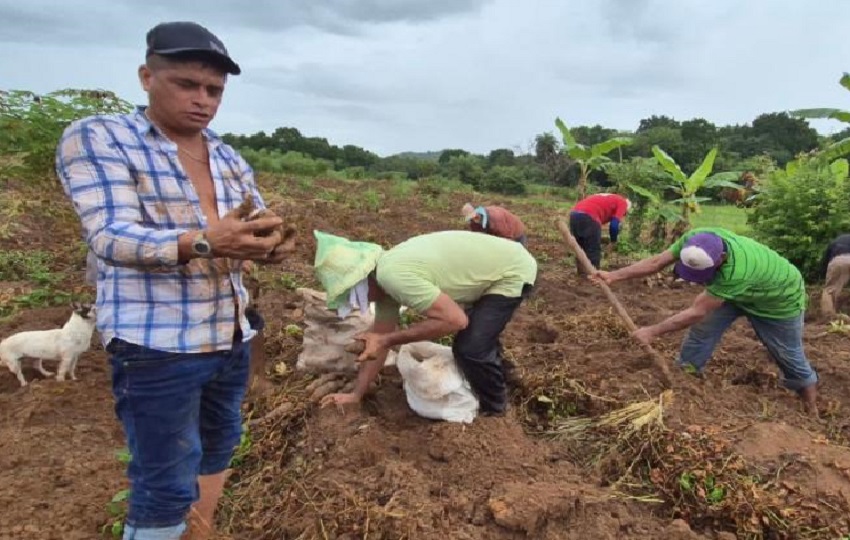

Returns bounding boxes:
[675,232,725,284]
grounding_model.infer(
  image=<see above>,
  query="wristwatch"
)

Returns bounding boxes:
[191,232,213,258]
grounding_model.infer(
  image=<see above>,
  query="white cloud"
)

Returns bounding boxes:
[2,0,850,155]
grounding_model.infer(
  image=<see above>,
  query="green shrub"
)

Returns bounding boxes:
[482,166,527,195]
[241,148,331,177]
[749,157,850,280]
[0,89,133,181]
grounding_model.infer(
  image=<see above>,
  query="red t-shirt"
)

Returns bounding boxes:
[571,194,629,225]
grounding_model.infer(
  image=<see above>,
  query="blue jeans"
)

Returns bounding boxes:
[107,338,251,535]
[677,304,818,391]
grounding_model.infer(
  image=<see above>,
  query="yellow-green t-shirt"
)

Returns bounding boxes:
[375,231,537,321]
[668,227,806,319]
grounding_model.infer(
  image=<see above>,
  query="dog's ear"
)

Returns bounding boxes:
[71,301,81,312]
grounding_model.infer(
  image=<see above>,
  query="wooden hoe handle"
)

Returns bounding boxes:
[556,219,673,388]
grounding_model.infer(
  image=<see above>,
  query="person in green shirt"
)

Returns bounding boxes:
[593,227,818,414]
[312,230,538,415]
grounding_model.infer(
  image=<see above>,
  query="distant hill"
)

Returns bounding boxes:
[390,150,442,161]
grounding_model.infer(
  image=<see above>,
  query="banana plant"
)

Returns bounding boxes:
[791,73,850,162]
[555,117,632,198]
[651,146,741,223]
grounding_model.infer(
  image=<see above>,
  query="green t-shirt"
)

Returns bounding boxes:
[668,227,806,319]
[374,231,538,321]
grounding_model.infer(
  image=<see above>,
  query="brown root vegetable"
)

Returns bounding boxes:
[309,379,345,402]
[237,194,298,248]
[246,401,294,428]
[344,341,366,354]
[305,373,344,394]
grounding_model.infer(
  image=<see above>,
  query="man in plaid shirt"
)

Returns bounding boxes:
[56,22,285,540]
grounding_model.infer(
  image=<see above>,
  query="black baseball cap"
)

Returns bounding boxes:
[145,21,241,75]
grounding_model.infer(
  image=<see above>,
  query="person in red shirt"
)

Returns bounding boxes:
[568,193,632,271]
[462,203,527,246]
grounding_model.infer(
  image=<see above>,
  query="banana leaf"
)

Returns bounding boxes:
[821,137,850,162]
[592,137,633,157]
[651,145,686,183]
[555,118,584,152]
[686,148,718,193]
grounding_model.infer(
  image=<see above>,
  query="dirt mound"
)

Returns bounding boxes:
[227,376,687,540]
[733,422,850,506]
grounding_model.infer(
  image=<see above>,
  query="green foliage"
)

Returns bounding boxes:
[103,448,132,538]
[605,158,670,247]
[482,166,528,195]
[555,117,632,197]
[416,175,474,198]
[651,146,741,221]
[0,249,78,319]
[444,154,484,188]
[358,188,383,212]
[793,73,850,163]
[0,89,133,181]
[749,156,850,280]
[229,423,252,468]
[0,249,54,283]
[438,148,469,165]
[240,148,331,177]
[222,127,378,170]
[487,148,516,167]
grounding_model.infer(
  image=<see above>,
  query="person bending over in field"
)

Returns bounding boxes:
[461,203,528,246]
[56,21,289,540]
[568,193,631,272]
[819,233,850,318]
[592,227,819,415]
[314,230,537,416]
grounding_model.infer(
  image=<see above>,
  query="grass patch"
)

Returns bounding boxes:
[0,249,54,282]
[687,204,751,235]
[0,249,81,319]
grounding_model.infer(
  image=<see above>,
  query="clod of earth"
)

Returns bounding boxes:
[236,193,297,252]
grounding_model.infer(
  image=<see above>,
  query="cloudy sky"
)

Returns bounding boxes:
[2,0,849,156]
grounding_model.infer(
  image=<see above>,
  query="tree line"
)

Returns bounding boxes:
[220,111,843,194]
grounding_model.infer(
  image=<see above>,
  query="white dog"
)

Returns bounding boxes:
[0,303,97,386]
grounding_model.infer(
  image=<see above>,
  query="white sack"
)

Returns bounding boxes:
[395,341,479,424]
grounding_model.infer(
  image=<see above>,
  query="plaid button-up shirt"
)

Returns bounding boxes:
[56,108,265,353]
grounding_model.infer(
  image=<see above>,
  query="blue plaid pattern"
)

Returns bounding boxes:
[56,107,266,353]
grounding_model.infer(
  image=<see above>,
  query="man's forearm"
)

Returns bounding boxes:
[647,307,706,337]
[89,225,194,268]
[383,318,460,348]
[611,254,668,282]
[352,349,389,398]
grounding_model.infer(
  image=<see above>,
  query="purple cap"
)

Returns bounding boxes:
[674,233,725,284]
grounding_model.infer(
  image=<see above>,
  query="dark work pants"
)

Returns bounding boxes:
[569,212,603,270]
[452,284,533,414]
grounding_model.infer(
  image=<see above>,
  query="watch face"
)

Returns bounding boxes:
[194,237,211,254]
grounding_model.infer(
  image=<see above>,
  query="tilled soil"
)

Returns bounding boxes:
[1,176,849,539]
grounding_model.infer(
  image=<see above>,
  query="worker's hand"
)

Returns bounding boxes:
[256,225,297,265]
[206,207,283,261]
[590,270,614,286]
[354,332,389,362]
[320,392,361,412]
[632,326,656,346]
